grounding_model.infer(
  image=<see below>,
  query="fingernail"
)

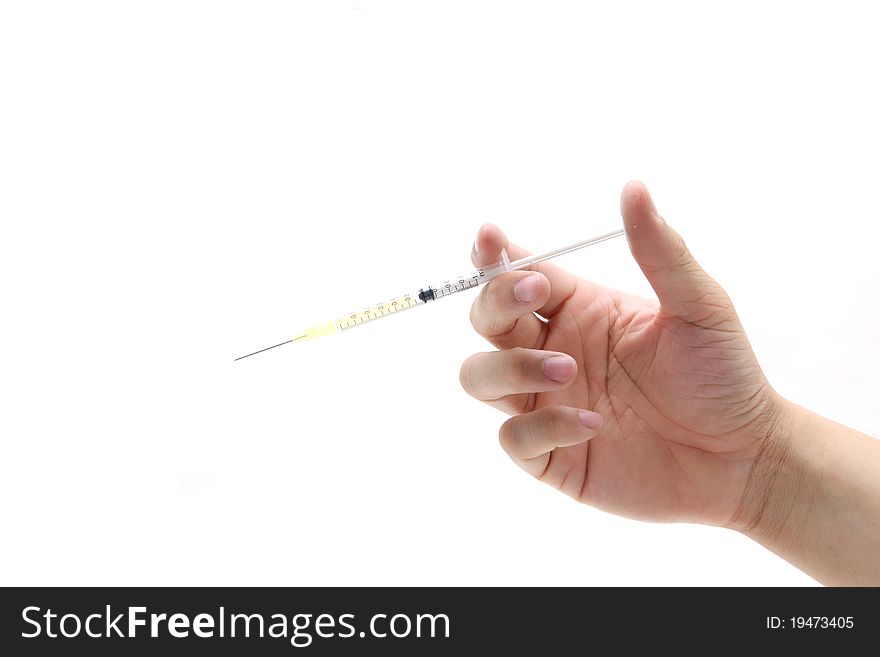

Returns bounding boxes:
[578,410,603,430]
[543,355,574,383]
[514,273,542,304]
[475,224,492,254]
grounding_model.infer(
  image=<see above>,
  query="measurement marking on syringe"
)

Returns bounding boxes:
[234,228,624,360]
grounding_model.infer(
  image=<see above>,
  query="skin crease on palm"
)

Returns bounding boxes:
[460,181,781,527]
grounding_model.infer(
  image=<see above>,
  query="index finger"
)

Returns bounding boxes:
[472,224,586,318]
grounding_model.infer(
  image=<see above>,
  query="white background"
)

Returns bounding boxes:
[2,1,878,586]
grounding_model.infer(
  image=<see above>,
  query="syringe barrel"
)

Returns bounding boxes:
[417,248,512,302]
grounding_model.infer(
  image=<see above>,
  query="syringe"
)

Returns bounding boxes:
[234,228,624,361]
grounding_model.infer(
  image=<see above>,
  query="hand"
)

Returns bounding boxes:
[460,181,783,526]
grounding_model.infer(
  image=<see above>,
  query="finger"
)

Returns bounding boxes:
[469,270,550,349]
[620,181,733,324]
[472,224,585,318]
[459,348,578,401]
[499,406,603,477]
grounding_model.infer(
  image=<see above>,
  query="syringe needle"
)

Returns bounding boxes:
[234,339,294,361]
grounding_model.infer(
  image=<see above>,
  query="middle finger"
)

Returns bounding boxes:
[459,348,578,402]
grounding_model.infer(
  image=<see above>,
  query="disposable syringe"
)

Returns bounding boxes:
[234,228,624,361]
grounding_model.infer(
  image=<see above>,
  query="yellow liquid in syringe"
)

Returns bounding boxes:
[293,293,420,342]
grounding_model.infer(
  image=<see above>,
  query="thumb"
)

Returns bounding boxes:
[620,181,731,324]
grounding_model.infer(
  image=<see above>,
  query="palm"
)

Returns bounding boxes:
[533,283,771,525]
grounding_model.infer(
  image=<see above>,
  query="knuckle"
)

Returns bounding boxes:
[485,276,516,313]
[492,329,523,351]
[504,348,531,386]
[458,357,476,396]
[486,316,507,336]
[498,418,515,452]
[468,296,482,330]
[470,283,503,333]
[541,406,566,435]
[670,230,694,267]
[486,275,513,312]
[483,279,502,309]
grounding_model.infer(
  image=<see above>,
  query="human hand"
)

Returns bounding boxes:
[459,181,783,526]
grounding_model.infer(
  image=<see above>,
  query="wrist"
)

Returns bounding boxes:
[727,396,821,543]
[729,396,880,585]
